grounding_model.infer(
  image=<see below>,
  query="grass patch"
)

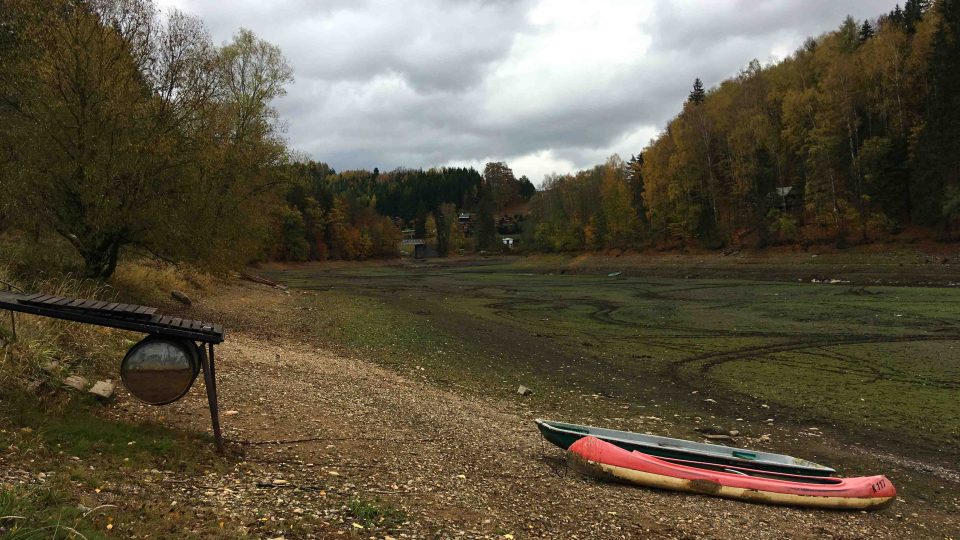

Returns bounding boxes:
[0,391,219,474]
[108,259,212,308]
[0,391,227,538]
[0,265,133,392]
[347,497,406,529]
[0,484,107,540]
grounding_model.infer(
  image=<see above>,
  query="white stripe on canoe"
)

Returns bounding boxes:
[594,461,893,510]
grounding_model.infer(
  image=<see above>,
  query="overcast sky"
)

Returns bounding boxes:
[155,0,895,184]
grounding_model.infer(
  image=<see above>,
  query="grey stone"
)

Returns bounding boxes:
[517,385,533,396]
[88,380,115,399]
[171,290,192,305]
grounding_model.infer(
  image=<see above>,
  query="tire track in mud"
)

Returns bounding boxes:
[667,333,960,388]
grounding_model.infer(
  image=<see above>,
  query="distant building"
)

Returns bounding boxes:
[496,215,520,235]
[458,212,473,235]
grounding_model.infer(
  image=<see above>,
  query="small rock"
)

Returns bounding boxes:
[41,360,60,372]
[63,375,88,391]
[88,380,115,399]
[704,434,732,441]
[695,425,727,435]
[703,398,717,403]
[728,430,740,437]
[223,410,239,416]
[517,385,533,396]
[272,479,288,486]
[171,290,192,305]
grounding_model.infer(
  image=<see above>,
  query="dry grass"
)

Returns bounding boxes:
[0,258,213,394]
[0,266,132,392]
[108,258,213,307]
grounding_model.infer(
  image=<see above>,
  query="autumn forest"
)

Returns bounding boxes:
[2,0,959,277]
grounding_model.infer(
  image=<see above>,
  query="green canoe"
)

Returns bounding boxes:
[536,419,836,477]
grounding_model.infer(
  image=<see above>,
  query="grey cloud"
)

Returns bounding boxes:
[161,0,902,178]
[648,1,893,55]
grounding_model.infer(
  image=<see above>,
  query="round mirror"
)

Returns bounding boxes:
[121,336,200,405]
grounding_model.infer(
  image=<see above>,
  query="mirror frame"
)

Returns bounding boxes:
[121,335,203,405]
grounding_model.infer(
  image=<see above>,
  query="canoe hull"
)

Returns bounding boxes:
[536,418,836,477]
[568,436,895,510]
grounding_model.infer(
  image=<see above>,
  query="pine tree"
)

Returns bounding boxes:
[859,20,875,42]
[912,0,960,226]
[688,78,706,105]
[839,16,860,52]
[889,4,905,28]
[903,0,930,33]
[626,154,648,226]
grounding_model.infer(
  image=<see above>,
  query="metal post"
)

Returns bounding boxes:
[5,284,14,341]
[200,342,224,452]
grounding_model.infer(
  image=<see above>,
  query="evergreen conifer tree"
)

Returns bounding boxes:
[912,0,960,225]
[859,20,875,42]
[688,78,706,105]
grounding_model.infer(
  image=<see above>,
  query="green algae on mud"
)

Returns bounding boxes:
[263,258,960,463]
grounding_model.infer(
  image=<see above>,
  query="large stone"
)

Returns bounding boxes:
[517,385,533,396]
[88,380,115,399]
[171,290,192,305]
[63,375,88,391]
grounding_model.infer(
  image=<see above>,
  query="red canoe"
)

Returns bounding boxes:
[568,436,895,510]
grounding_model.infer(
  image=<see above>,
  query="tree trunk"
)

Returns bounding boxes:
[78,236,123,280]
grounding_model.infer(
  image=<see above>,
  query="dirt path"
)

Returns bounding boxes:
[117,284,957,539]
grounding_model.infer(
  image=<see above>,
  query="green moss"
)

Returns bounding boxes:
[263,260,960,454]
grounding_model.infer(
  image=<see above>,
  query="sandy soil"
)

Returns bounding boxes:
[115,281,958,539]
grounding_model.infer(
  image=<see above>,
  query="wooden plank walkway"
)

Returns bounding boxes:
[0,291,223,343]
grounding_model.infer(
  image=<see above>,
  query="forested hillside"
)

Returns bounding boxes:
[3,0,959,278]
[533,0,960,250]
[270,161,535,260]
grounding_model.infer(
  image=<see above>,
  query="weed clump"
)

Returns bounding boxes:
[347,497,407,529]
